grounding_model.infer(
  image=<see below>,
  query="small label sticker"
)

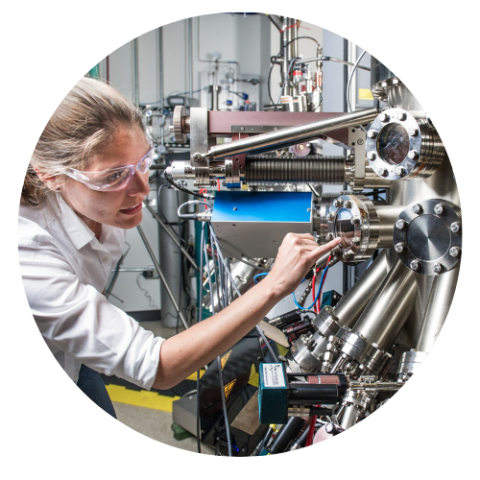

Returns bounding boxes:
[262,364,286,388]
[359,88,374,100]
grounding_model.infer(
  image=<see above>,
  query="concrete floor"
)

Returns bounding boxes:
[111,320,215,455]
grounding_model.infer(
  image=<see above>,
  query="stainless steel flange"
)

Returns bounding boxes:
[365,108,445,181]
[326,194,380,264]
[393,198,462,275]
[172,105,188,144]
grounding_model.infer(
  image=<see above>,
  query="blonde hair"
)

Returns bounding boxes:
[22,77,144,205]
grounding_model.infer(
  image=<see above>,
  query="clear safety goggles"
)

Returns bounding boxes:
[64,140,155,192]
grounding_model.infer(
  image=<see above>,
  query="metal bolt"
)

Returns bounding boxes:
[395,111,407,121]
[408,150,419,160]
[408,128,418,137]
[327,233,334,241]
[367,151,376,161]
[352,236,361,245]
[193,152,203,161]
[233,207,237,211]
[380,168,389,177]
[379,112,390,123]
[344,201,353,209]
[433,263,443,274]
[395,166,407,177]
[395,218,406,230]
[357,138,364,145]
[392,78,400,86]
[299,144,305,150]
[367,130,378,139]
[410,260,420,271]
[411,203,423,215]
[434,203,444,215]
[394,243,405,253]
[449,246,460,258]
[240,126,245,131]
[450,222,460,233]
[350,216,361,225]
[333,199,344,208]
[326,212,335,222]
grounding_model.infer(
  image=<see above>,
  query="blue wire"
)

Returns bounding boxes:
[292,265,329,310]
[253,272,269,284]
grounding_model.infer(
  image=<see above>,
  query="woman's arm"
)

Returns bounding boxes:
[153,233,341,390]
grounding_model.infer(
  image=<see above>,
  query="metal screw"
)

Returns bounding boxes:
[352,236,361,245]
[240,126,245,131]
[380,168,389,177]
[333,199,344,208]
[395,218,406,230]
[326,212,335,222]
[408,128,418,137]
[395,166,407,177]
[327,233,334,241]
[367,151,376,161]
[193,152,203,161]
[411,204,423,214]
[350,216,361,225]
[433,263,443,274]
[408,150,419,160]
[410,260,420,271]
[344,200,353,209]
[233,207,237,211]
[392,78,400,86]
[434,203,444,215]
[396,111,407,121]
[394,243,405,253]
[299,144,305,150]
[450,222,460,233]
[449,246,460,258]
[367,130,378,139]
[379,112,390,123]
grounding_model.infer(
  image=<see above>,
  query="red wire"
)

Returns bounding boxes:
[311,270,317,314]
[306,415,317,446]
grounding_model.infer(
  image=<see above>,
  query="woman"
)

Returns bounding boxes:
[19,77,341,417]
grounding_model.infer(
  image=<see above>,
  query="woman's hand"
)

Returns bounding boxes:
[262,233,341,298]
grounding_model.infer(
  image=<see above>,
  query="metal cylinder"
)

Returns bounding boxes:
[376,204,404,248]
[206,108,379,160]
[341,405,359,430]
[352,258,417,351]
[335,250,390,328]
[244,156,345,185]
[203,260,259,313]
[416,267,460,352]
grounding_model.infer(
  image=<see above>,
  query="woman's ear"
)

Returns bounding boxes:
[34,168,63,191]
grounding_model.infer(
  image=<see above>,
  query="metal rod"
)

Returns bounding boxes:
[136,225,189,330]
[143,201,199,271]
[340,405,358,430]
[352,258,417,350]
[205,108,379,160]
[334,249,389,328]
[299,56,371,71]
[416,267,460,352]
[266,14,282,31]
[187,19,193,101]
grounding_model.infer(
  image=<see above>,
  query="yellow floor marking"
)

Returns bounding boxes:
[185,369,205,381]
[106,385,180,412]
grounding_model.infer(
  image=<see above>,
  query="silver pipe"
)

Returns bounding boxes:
[187,18,193,101]
[282,19,290,97]
[204,108,379,160]
[340,405,358,430]
[416,267,460,352]
[158,27,164,109]
[133,38,139,107]
[136,225,189,330]
[291,19,298,60]
[375,204,404,249]
[143,201,199,271]
[334,249,389,328]
[352,258,417,351]
[300,56,371,71]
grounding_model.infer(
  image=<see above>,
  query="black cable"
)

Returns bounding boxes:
[163,171,213,200]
